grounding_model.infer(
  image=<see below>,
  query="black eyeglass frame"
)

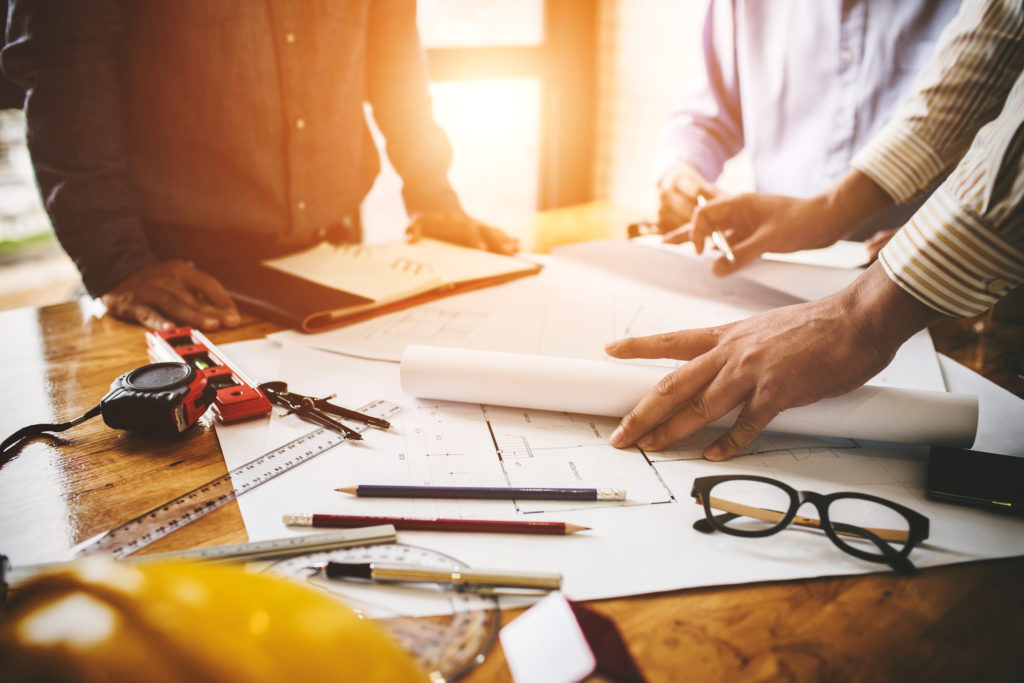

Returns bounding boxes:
[690,474,930,573]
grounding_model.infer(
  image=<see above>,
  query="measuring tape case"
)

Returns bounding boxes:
[101,362,215,435]
[146,327,272,424]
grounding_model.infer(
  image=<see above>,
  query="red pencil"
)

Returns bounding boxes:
[282,513,589,535]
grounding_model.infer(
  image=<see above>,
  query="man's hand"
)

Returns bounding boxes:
[657,161,722,232]
[406,211,519,255]
[663,168,897,277]
[664,192,841,276]
[605,262,940,460]
[100,260,241,331]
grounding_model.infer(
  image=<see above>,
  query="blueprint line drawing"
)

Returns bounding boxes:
[360,401,901,517]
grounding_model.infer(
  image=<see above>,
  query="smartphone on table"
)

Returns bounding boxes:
[926,446,1024,515]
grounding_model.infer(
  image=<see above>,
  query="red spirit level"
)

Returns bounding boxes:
[146,327,272,424]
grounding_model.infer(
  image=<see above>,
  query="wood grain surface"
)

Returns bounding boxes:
[1,210,1022,681]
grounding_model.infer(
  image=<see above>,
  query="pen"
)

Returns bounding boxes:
[696,194,736,263]
[313,561,563,592]
[283,512,590,535]
[335,484,627,501]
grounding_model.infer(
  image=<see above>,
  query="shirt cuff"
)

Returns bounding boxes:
[852,122,949,205]
[878,186,1024,317]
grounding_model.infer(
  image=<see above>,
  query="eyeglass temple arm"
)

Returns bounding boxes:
[702,496,910,543]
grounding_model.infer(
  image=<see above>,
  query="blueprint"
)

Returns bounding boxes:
[269,243,947,393]
[213,242,1022,616]
[215,339,1024,616]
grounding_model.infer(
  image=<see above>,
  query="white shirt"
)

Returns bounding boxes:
[656,0,960,239]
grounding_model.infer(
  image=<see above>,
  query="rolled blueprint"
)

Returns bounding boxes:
[400,345,978,447]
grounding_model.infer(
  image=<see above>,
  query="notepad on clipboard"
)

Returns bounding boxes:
[218,238,541,333]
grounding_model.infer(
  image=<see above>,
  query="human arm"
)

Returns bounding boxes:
[667,0,1024,275]
[606,5,1024,458]
[653,0,742,231]
[0,1,239,330]
[605,260,942,460]
[364,0,517,254]
[666,168,894,277]
[607,73,1024,458]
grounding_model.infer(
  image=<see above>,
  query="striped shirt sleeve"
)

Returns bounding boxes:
[851,0,1024,203]
[849,0,1024,317]
[878,66,1024,317]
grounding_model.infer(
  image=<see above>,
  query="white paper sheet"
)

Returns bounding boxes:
[215,341,1024,618]
[939,353,1024,457]
[399,345,977,448]
[626,236,865,301]
[269,245,947,394]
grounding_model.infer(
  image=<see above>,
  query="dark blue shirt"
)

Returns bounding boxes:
[2,0,461,295]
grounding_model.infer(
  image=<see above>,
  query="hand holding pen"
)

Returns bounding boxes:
[665,188,874,277]
[660,194,736,268]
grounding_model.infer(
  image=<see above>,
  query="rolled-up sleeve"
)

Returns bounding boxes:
[852,0,1024,203]
[878,68,1024,317]
[855,0,1024,317]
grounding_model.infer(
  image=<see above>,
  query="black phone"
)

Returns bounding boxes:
[926,446,1024,515]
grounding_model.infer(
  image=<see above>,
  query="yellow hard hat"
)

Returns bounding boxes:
[0,557,428,683]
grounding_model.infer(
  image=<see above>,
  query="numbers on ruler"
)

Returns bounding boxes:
[71,400,401,558]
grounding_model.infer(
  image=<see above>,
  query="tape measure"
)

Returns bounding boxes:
[146,326,272,424]
[66,399,402,559]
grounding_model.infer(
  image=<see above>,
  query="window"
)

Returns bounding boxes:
[360,0,596,244]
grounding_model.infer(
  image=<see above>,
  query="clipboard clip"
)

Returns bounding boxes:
[258,381,391,440]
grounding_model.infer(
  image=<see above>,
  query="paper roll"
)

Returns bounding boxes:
[400,345,978,447]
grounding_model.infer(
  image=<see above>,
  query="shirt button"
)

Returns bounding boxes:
[295,118,306,131]
[317,227,326,239]
[840,49,853,64]
[987,277,1011,294]
[296,200,307,211]
[835,114,848,127]
[285,32,296,43]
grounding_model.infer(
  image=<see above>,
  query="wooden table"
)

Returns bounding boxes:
[2,225,1023,681]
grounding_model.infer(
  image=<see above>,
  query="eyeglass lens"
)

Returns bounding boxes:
[707,479,912,558]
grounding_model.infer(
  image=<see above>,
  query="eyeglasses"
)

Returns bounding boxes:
[690,475,930,573]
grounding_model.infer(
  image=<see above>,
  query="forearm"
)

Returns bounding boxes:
[837,260,944,355]
[365,0,461,215]
[851,0,1024,204]
[1,0,154,296]
[815,168,897,244]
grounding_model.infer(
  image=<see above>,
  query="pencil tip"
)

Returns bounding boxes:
[336,486,357,494]
[566,524,591,533]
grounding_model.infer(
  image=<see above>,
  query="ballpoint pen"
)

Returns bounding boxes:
[311,560,563,592]
[696,194,736,263]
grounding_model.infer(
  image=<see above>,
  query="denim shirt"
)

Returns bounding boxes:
[2,0,461,296]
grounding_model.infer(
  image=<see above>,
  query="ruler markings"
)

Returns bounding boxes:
[67,400,401,559]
